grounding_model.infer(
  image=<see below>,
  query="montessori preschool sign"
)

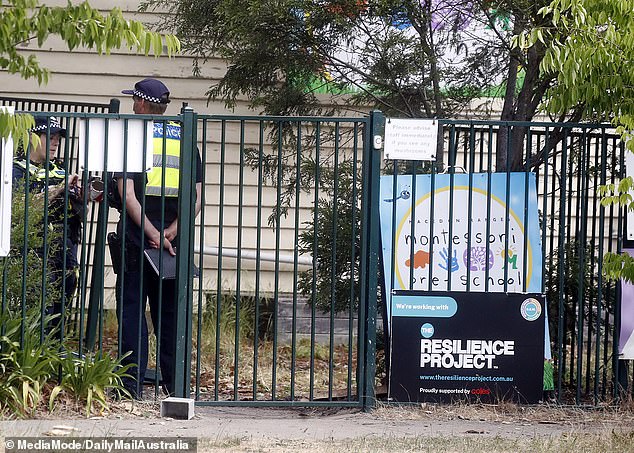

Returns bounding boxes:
[379,173,542,300]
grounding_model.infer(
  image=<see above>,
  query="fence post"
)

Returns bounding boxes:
[174,105,198,398]
[361,110,384,410]
[86,100,120,351]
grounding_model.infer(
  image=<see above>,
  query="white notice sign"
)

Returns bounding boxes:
[0,106,14,256]
[384,118,438,161]
[78,118,153,172]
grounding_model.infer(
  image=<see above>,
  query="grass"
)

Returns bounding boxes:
[186,293,361,401]
[197,430,634,453]
[193,335,358,401]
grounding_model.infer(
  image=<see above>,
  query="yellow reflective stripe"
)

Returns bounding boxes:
[145,122,181,197]
[14,160,66,181]
[152,154,180,169]
[146,167,180,197]
[145,185,179,196]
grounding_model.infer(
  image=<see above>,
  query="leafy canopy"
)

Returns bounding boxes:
[0,0,180,142]
[520,0,634,282]
[523,0,634,131]
[143,0,519,117]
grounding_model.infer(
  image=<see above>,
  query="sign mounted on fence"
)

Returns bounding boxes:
[626,153,634,241]
[379,172,551,361]
[620,249,634,359]
[78,118,153,172]
[388,291,545,403]
[379,173,542,299]
[0,106,14,256]
[383,118,438,161]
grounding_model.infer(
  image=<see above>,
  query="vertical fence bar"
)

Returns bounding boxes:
[214,120,227,401]
[328,123,340,400]
[428,151,437,290]
[310,122,321,400]
[447,125,457,290]
[485,125,494,292]
[604,135,618,398]
[556,129,569,402]
[253,119,265,401]
[576,130,588,402]
[19,137,31,345]
[174,106,197,398]
[582,131,594,396]
[40,124,51,341]
[593,128,606,403]
[154,117,167,398]
[503,124,511,292]
[522,130,531,292]
[465,124,475,290]
[234,120,245,401]
[408,159,415,290]
[195,118,208,400]
[613,140,626,400]
[348,122,360,400]
[271,121,283,400]
[290,120,302,401]
[564,130,576,391]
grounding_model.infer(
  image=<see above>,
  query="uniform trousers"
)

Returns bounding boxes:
[116,262,176,398]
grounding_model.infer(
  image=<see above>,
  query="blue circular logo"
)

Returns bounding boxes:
[521,298,542,321]
[420,323,434,338]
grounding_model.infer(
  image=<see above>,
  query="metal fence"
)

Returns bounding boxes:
[428,119,628,404]
[1,104,631,408]
[187,113,375,407]
[1,105,378,408]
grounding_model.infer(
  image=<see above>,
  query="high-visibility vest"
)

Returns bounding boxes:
[145,121,181,197]
[14,158,66,185]
[13,158,83,243]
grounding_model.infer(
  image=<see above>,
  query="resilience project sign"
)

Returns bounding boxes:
[389,291,545,403]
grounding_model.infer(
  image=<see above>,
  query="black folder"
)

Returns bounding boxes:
[144,248,199,279]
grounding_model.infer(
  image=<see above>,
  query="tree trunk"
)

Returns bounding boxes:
[497,16,550,172]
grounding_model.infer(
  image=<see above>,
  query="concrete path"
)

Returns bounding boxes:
[0,405,621,442]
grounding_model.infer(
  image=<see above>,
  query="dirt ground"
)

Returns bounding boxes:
[1,402,633,452]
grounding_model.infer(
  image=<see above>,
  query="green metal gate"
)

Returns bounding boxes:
[184,111,379,408]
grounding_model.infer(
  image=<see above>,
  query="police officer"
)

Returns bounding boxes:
[13,116,82,330]
[115,78,202,398]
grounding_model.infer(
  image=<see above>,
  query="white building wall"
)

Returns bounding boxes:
[0,1,332,307]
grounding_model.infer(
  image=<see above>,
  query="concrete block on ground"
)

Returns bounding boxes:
[160,397,195,420]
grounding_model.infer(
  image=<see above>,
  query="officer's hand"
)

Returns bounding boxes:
[147,230,162,250]
[68,173,81,196]
[164,223,177,242]
[68,174,82,199]
[148,230,176,256]
[163,237,176,256]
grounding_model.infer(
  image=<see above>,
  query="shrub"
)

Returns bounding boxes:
[49,352,132,417]
[0,308,60,417]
